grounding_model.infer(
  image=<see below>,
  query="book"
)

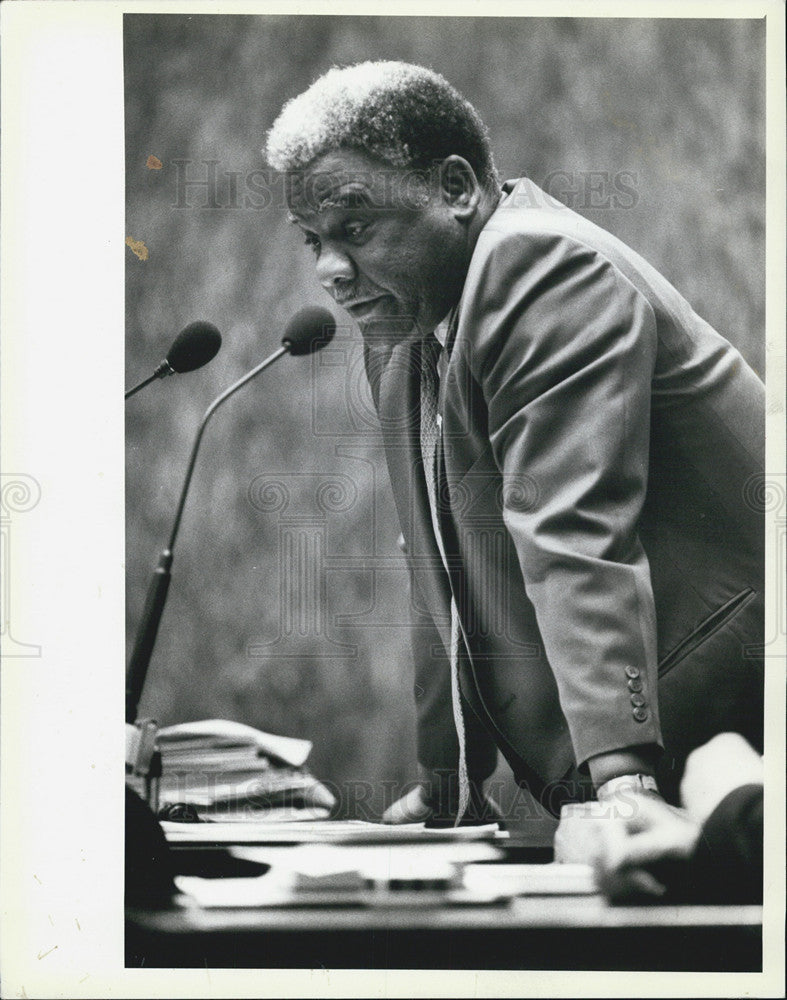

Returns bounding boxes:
[155,718,335,819]
[156,718,312,767]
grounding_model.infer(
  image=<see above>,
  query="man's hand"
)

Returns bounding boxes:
[680,732,763,826]
[382,766,502,826]
[591,794,701,901]
[381,783,434,824]
[586,733,763,902]
[554,777,662,866]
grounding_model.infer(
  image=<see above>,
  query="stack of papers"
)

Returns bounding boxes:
[158,719,312,767]
[174,850,595,908]
[156,718,335,819]
[176,840,506,907]
[230,841,502,890]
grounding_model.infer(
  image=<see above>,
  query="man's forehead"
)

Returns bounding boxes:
[286,183,373,218]
[285,152,431,216]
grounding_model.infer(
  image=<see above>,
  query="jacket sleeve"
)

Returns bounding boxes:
[649,783,764,903]
[690,783,763,903]
[467,229,662,768]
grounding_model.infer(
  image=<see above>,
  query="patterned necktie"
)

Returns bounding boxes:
[419,333,470,824]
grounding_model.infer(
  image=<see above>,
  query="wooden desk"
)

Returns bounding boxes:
[126,820,762,971]
[126,894,762,970]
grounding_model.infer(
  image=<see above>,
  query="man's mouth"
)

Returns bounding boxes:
[339,296,390,318]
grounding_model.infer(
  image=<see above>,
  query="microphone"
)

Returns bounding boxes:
[281,306,336,355]
[125,321,222,399]
[125,307,336,723]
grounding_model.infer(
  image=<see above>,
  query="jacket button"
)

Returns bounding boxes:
[632,707,648,722]
[627,678,643,693]
[630,693,646,707]
[624,666,640,679]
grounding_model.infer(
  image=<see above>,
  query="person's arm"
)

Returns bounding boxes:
[468,227,662,777]
[689,783,763,902]
[679,732,763,902]
[592,781,764,903]
[592,733,763,902]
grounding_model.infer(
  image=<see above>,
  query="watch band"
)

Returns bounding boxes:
[596,773,659,802]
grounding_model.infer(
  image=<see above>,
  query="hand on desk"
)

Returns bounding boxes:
[582,733,764,903]
[382,766,503,827]
[591,795,700,900]
[554,787,667,868]
[381,783,434,824]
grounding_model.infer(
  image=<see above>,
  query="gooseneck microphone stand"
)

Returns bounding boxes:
[125,309,334,725]
[125,321,222,400]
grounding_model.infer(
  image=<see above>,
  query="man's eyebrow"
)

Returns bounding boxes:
[326,189,372,209]
[288,189,375,223]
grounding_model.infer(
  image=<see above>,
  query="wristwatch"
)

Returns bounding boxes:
[596,773,660,802]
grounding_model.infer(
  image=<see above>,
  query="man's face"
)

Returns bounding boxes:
[286,149,469,342]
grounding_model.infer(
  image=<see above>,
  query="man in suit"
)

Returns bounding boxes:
[266,61,764,823]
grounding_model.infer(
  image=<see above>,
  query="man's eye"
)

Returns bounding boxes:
[343,221,368,240]
[303,233,321,254]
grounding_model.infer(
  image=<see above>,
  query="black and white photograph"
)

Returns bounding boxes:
[1,3,784,997]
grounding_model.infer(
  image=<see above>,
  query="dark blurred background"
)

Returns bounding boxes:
[125,15,765,830]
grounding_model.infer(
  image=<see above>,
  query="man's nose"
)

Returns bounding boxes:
[315,245,355,291]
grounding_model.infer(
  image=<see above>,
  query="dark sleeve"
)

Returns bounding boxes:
[401,536,497,781]
[409,588,498,781]
[647,783,763,904]
[689,784,763,904]
[468,230,662,767]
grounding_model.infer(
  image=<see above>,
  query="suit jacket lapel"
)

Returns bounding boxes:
[369,337,453,650]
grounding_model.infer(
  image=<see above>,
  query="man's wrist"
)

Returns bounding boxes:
[587,746,659,789]
[596,773,660,802]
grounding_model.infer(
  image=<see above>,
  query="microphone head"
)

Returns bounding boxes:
[167,321,222,373]
[282,307,336,356]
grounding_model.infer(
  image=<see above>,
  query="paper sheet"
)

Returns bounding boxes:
[162,819,504,844]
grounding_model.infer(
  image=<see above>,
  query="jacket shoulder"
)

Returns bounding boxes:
[469,178,647,283]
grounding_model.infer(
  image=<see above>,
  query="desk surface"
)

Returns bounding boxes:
[127,819,763,971]
[126,894,762,971]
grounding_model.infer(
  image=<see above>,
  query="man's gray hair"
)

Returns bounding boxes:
[265,60,499,188]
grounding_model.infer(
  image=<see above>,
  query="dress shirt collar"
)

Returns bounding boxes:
[432,304,458,349]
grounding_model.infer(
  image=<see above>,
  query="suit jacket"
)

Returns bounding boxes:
[633,782,764,904]
[365,179,764,805]
[689,783,763,903]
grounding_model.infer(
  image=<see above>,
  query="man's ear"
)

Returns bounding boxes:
[437,156,481,219]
